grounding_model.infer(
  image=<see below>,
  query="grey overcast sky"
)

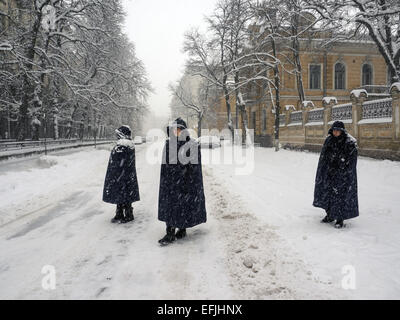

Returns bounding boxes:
[122,0,217,118]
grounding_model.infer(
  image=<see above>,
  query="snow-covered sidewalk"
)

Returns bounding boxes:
[0,144,399,299]
[0,140,113,161]
[202,146,400,299]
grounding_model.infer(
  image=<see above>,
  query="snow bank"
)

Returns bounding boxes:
[204,146,400,299]
[37,155,59,168]
[0,149,111,226]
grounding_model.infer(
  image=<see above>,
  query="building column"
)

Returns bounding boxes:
[350,91,367,140]
[302,101,314,126]
[285,109,290,126]
[390,84,400,140]
[322,99,335,135]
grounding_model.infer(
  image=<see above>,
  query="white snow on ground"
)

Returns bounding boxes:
[0,144,399,299]
[0,145,232,299]
[201,146,400,299]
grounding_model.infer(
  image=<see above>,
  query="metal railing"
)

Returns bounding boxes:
[356,85,390,95]
[331,103,353,121]
[289,111,303,124]
[0,138,113,152]
[307,108,324,122]
[279,114,286,126]
[361,98,392,120]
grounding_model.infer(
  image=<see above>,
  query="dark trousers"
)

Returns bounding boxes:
[117,203,132,211]
[165,224,186,232]
[326,208,343,222]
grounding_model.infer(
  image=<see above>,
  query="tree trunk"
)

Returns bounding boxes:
[234,72,248,145]
[239,105,248,145]
[272,38,281,151]
[291,13,305,103]
[222,75,234,142]
[198,114,202,137]
[17,6,43,141]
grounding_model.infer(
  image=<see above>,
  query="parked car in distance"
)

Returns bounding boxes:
[133,136,143,145]
[197,135,221,149]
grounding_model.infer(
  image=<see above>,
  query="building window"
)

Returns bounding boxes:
[262,109,267,131]
[309,64,321,89]
[334,62,346,90]
[362,63,373,86]
[252,111,256,131]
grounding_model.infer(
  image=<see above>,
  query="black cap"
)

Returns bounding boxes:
[331,121,345,132]
[171,117,187,130]
[116,125,132,139]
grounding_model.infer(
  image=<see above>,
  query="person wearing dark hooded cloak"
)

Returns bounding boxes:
[313,121,359,228]
[103,125,140,223]
[158,118,207,245]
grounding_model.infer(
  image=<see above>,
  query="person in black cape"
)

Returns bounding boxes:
[158,118,207,245]
[103,125,140,223]
[313,121,359,228]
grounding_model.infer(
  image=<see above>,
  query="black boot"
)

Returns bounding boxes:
[111,205,124,223]
[121,204,134,223]
[175,228,187,239]
[158,227,176,246]
[335,219,344,229]
[321,215,335,223]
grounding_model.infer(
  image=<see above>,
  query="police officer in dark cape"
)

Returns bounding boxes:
[103,125,140,223]
[313,121,359,228]
[158,118,207,245]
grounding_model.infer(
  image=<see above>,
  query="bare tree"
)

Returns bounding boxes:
[306,0,400,83]
[169,73,217,137]
[0,0,151,140]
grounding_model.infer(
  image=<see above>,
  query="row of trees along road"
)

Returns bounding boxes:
[173,0,399,150]
[0,0,151,141]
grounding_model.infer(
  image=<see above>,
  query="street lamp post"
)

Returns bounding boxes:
[44,112,48,156]
[7,105,11,140]
[93,110,97,149]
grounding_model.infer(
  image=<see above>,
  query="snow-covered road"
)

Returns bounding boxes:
[0,143,399,299]
[0,145,232,299]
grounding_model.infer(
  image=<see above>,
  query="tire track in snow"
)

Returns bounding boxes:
[203,166,343,300]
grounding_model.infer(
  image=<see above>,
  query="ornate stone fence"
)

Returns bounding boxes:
[331,103,352,123]
[278,83,400,160]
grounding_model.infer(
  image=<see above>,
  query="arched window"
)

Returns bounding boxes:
[309,64,321,89]
[362,63,373,86]
[251,111,256,130]
[334,62,346,90]
[262,109,267,131]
